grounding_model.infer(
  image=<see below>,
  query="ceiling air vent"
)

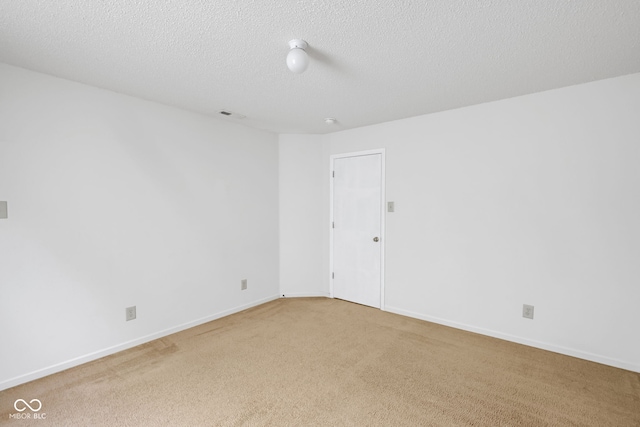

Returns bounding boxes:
[218,110,246,119]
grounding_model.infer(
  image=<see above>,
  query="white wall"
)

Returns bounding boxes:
[0,63,280,389]
[290,74,640,372]
[2,62,638,391]
[278,135,328,297]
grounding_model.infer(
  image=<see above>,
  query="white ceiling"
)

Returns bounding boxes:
[1,1,639,134]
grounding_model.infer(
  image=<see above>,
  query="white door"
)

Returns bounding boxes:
[332,152,383,308]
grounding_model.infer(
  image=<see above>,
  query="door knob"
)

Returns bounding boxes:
[373,237,379,242]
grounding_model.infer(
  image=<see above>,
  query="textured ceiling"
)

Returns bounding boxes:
[1,1,639,134]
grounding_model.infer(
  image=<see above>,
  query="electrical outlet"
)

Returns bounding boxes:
[387,201,395,212]
[241,279,247,290]
[522,304,534,320]
[126,306,136,321]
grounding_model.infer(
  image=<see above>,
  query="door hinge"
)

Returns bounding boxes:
[332,171,335,178]
[332,272,334,279]
[332,221,335,228]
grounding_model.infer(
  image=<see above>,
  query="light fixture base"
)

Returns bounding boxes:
[288,39,308,50]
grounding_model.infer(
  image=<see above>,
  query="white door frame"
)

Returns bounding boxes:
[329,149,386,310]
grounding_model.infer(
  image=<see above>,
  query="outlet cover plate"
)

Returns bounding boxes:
[523,304,534,319]
[126,306,136,321]
[241,279,247,290]
[0,201,7,219]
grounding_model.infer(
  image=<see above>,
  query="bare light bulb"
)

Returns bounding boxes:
[287,39,309,73]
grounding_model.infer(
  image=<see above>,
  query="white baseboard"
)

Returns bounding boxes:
[384,305,639,374]
[0,294,280,391]
[280,292,330,298]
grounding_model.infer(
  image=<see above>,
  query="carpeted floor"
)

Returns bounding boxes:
[1,297,639,426]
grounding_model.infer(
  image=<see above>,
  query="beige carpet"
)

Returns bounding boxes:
[1,297,639,426]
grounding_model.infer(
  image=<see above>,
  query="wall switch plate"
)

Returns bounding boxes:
[387,201,395,212]
[0,201,7,219]
[523,304,534,319]
[241,279,247,290]
[126,306,136,321]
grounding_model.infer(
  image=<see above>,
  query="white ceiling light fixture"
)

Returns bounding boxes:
[324,118,337,125]
[286,39,309,74]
